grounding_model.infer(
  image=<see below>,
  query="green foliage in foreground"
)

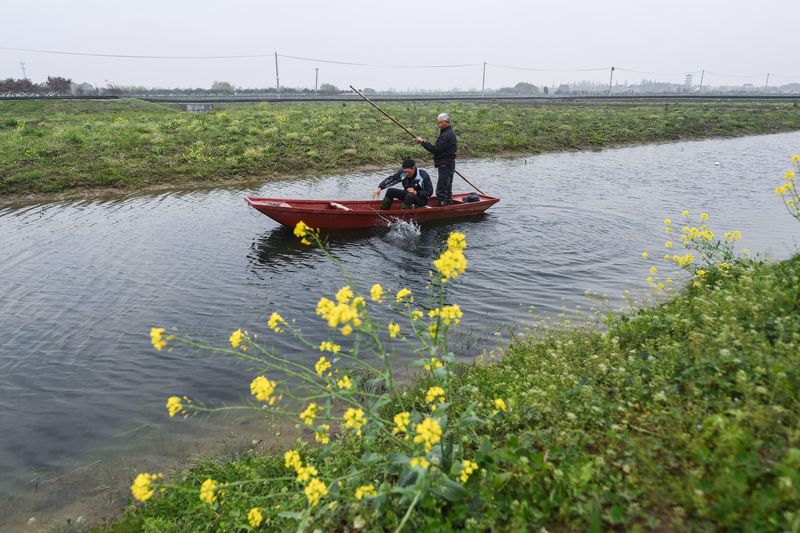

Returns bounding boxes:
[101,255,800,532]
[2,98,800,195]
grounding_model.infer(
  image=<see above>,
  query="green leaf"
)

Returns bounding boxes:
[362,452,382,465]
[478,436,493,459]
[457,414,485,428]
[436,477,467,502]
[371,395,392,410]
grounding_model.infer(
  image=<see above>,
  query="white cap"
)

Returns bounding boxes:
[437,112,450,122]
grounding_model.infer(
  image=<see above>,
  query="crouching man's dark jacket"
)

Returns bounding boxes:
[377,168,434,199]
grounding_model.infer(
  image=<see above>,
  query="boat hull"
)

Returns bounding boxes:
[245,193,500,230]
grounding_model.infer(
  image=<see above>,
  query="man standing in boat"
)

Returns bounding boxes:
[416,112,457,206]
[373,159,433,210]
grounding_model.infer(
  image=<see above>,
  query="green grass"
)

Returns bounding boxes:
[97,255,800,532]
[2,98,800,196]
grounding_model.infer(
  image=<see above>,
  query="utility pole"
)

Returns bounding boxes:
[698,69,705,94]
[19,62,27,79]
[764,73,770,93]
[608,66,615,95]
[481,62,486,97]
[315,67,319,95]
[274,52,280,96]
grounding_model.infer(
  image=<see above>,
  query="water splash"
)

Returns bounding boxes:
[384,218,421,245]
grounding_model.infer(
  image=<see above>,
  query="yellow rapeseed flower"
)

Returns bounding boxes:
[268,312,284,333]
[131,472,163,502]
[785,170,797,180]
[166,396,185,417]
[423,357,444,372]
[388,323,400,338]
[700,213,709,221]
[296,465,318,484]
[336,285,354,304]
[434,248,467,281]
[428,304,463,325]
[340,324,353,336]
[393,411,411,435]
[641,252,649,259]
[370,283,383,302]
[682,210,690,218]
[425,386,446,405]
[316,297,335,317]
[150,327,167,351]
[319,341,341,353]
[284,450,302,471]
[300,403,318,425]
[250,376,277,405]
[664,218,672,226]
[229,328,245,349]
[355,484,377,500]
[294,221,311,238]
[411,310,424,321]
[428,323,438,339]
[248,507,264,528]
[336,375,352,390]
[649,266,658,274]
[413,417,442,453]
[664,241,673,249]
[664,254,671,261]
[673,253,695,267]
[304,478,328,507]
[460,460,478,483]
[447,231,467,252]
[199,478,218,505]
[315,424,331,445]
[791,155,800,163]
[343,407,366,436]
[315,356,331,377]
[316,296,361,329]
[410,456,430,469]
[396,288,413,303]
[494,398,507,412]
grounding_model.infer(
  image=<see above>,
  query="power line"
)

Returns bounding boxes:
[278,54,480,69]
[1,45,798,79]
[489,63,609,72]
[0,45,272,59]
[705,70,768,78]
[615,68,703,76]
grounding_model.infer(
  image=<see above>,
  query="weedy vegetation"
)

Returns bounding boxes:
[99,157,800,531]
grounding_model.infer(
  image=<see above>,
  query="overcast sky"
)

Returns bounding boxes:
[1,0,797,91]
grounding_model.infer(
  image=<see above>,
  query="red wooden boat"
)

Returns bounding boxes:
[245,193,500,230]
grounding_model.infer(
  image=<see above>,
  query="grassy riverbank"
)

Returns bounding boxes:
[2,98,800,199]
[99,253,800,532]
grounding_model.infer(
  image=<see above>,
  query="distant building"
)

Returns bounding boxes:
[69,82,96,96]
[554,84,571,96]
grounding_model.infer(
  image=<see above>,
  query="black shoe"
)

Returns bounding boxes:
[380,198,393,210]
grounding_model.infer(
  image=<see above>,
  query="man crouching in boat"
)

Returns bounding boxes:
[373,159,434,210]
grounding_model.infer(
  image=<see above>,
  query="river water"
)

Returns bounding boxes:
[1,132,798,528]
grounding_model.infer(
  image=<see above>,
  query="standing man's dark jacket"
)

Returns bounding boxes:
[421,126,457,167]
[377,168,434,199]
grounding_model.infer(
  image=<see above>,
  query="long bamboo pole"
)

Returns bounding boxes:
[349,85,486,195]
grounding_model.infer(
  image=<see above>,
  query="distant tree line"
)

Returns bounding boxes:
[495,82,541,94]
[0,76,72,96]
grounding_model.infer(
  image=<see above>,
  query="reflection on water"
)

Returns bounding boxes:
[1,132,799,528]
